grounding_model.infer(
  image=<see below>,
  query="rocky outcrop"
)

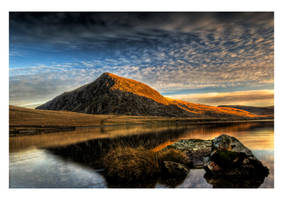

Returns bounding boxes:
[162,134,269,179]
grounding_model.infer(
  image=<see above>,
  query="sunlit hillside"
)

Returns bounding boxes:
[167,98,265,118]
[107,73,170,105]
[35,72,272,119]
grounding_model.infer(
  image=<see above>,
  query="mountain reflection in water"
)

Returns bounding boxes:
[9,121,274,188]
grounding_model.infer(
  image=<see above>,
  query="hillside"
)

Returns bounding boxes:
[167,98,265,118]
[36,72,270,119]
[218,105,274,116]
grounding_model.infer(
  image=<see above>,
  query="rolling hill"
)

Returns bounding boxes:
[218,105,274,116]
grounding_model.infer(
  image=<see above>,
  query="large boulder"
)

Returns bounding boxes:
[204,134,269,178]
[212,134,253,156]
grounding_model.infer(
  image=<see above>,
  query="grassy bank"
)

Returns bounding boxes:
[10,105,273,127]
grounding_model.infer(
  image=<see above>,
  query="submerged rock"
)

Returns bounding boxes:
[204,134,269,178]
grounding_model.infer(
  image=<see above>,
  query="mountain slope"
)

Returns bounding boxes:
[167,98,265,118]
[36,72,268,118]
[36,73,192,117]
[218,105,274,116]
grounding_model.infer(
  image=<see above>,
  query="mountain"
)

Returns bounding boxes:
[36,72,269,118]
[218,105,274,116]
[36,72,193,117]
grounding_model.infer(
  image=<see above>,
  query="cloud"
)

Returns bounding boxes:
[9,12,274,106]
[165,90,274,106]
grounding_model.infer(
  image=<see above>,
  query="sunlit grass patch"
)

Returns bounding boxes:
[157,148,191,167]
[103,147,160,184]
[102,146,190,186]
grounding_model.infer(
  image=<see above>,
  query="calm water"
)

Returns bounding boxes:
[9,121,274,188]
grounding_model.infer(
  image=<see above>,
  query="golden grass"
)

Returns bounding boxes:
[10,105,269,130]
[102,147,160,183]
[9,105,183,127]
[102,146,189,184]
[157,148,190,166]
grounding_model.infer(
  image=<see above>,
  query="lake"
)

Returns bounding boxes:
[9,121,274,188]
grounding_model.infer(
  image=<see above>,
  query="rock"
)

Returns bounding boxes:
[204,134,269,178]
[164,139,212,168]
[162,161,190,177]
[163,134,269,180]
[211,134,253,157]
[158,161,189,188]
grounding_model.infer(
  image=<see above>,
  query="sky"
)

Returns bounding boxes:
[9,12,274,108]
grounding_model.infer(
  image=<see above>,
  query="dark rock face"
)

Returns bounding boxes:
[204,135,269,178]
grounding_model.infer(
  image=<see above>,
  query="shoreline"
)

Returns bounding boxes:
[10,104,273,137]
[10,118,274,137]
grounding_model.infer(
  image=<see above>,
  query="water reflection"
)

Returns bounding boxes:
[203,173,266,188]
[9,121,274,188]
[9,125,192,152]
[201,150,274,188]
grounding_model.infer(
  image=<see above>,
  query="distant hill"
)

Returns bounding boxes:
[36,72,271,119]
[218,105,274,116]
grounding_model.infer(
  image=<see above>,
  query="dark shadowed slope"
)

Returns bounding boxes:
[36,72,269,118]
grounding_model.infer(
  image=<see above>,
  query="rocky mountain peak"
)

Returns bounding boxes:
[36,72,268,118]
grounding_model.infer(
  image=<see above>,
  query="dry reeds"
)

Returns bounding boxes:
[102,146,189,185]
[103,147,160,184]
[157,148,190,167]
